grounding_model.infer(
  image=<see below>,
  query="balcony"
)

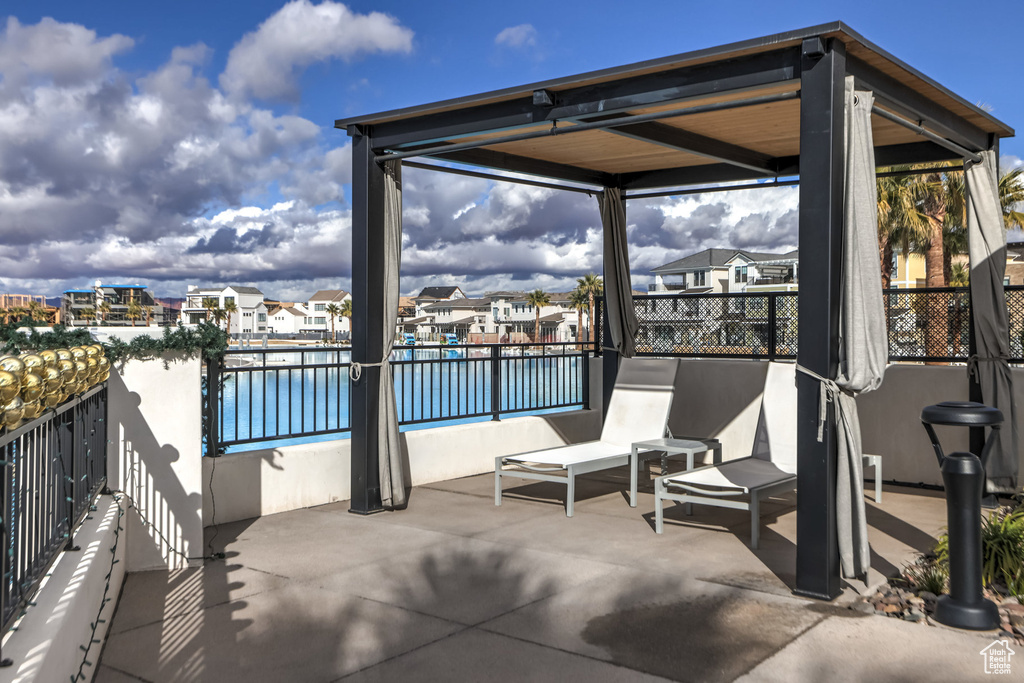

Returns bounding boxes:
[93,473,968,682]
[648,283,687,292]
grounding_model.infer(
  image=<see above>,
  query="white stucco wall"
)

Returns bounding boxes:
[108,353,203,571]
[0,496,125,683]
[203,408,599,526]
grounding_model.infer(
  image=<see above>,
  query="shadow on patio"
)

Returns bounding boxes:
[95,471,996,682]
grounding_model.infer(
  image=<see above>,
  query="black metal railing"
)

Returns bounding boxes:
[1,384,108,635]
[207,342,590,453]
[631,291,798,360]
[624,286,1024,364]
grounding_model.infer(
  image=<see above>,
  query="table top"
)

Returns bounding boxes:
[632,437,713,452]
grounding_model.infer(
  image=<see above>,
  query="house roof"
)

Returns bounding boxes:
[401,316,431,326]
[417,286,462,299]
[308,289,350,302]
[652,248,799,274]
[227,286,264,295]
[539,312,566,323]
[423,298,491,310]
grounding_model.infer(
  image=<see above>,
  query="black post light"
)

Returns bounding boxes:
[920,401,1002,631]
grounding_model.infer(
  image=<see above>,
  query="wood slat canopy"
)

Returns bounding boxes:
[336,22,1012,191]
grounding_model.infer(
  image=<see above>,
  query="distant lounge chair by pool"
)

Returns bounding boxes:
[495,358,679,517]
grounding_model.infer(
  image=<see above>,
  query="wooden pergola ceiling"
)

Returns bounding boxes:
[336,22,1013,191]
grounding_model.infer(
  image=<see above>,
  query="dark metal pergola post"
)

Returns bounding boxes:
[348,128,385,515]
[794,37,845,600]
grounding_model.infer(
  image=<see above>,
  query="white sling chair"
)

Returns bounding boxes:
[654,362,797,548]
[496,358,679,517]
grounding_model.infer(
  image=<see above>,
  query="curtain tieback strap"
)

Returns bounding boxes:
[795,364,841,443]
[349,360,387,382]
[967,354,1009,378]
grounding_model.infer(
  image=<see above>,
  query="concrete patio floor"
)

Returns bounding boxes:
[97,469,1006,682]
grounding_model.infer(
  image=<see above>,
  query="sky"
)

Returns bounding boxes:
[0,0,1022,301]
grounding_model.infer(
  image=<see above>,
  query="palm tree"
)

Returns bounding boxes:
[8,306,26,324]
[126,300,143,327]
[876,169,929,289]
[26,300,45,323]
[80,307,96,324]
[340,299,353,337]
[325,302,342,340]
[576,273,603,347]
[223,301,238,336]
[569,288,589,346]
[525,289,552,343]
[97,300,111,325]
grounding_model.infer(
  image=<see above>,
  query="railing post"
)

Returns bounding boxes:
[490,344,501,421]
[64,400,79,552]
[581,346,591,411]
[206,357,221,458]
[768,293,778,361]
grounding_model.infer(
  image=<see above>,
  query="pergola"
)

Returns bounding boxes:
[336,22,1014,600]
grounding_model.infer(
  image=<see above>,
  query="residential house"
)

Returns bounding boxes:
[266,304,308,334]
[306,290,352,338]
[180,285,267,337]
[62,283,164,326]
[650,248,799,295]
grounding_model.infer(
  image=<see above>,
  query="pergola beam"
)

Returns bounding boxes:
[606,121,777,176]
[363,48,801,151]
[847,55,989,153]
[432,148,616,188]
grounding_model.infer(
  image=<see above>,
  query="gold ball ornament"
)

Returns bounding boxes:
[21,353,45,376]
[21,399,42,421]
[74,361,89,391]
[2,396,25,431]
[97,356,110,373]
[42,366,63,394]
[0,370,19,402]
[85,356,99,380]
[71,347,87,363]
[55,348,73,363]
[0,356,26,382]
[85,345,100,359]
[39,349,58,368]
[58,359,77,388]
[44,391,63,408]
[21,372,44,402]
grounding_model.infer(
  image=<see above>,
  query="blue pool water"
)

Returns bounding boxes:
[214,347,585,454]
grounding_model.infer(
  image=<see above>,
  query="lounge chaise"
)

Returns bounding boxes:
[495,358,679,516]
[654,362,797,548]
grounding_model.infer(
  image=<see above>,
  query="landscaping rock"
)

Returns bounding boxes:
[851,602,875,615]
[905,610,926,623]
[918,591,937,602]
[883,604,901,614]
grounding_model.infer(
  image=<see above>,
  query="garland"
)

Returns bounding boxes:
[0,323,228,363]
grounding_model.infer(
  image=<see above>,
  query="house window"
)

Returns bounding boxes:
[224,296,235,306]
[314,303,326,312]
[684,299,699,317]
[692,270,706,287]
[258,313,266,322]
[315,317,326,325]
[734,266,747,283]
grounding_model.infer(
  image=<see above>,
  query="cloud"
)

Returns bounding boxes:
[0,16,133,90]
[220,0,413,101]
[494,24,538,49]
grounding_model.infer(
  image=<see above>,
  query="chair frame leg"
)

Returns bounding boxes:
[750,492,760,549]
[494,456,503,507]
[566,465,575,517]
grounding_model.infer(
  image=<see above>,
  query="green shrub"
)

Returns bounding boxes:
[936,504,1024,596]
[904,555,947,595]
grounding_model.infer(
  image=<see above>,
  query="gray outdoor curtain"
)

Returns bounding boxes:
[598,188,639,357]
[834,77,886,578]
[378,159,406,508]
[966,150,1019,493]
[799,77,886,579]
